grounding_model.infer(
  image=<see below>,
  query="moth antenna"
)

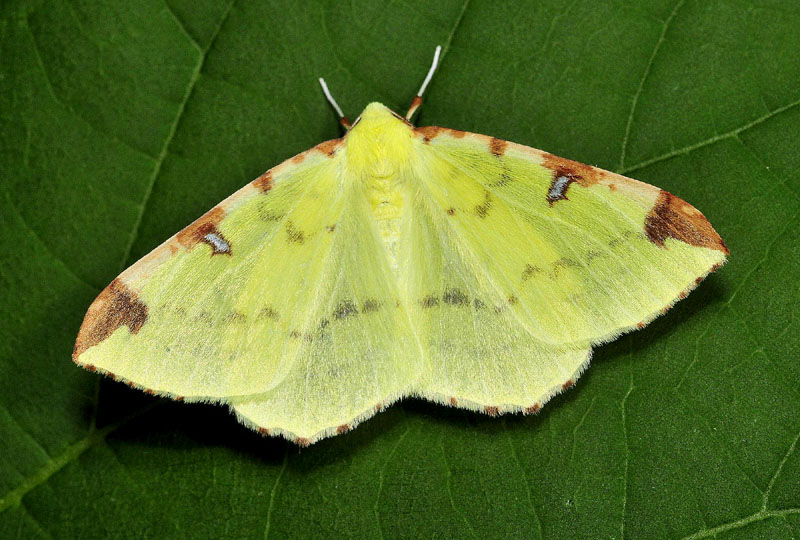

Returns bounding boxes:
[406,45,442,121]
[318,78,352,129]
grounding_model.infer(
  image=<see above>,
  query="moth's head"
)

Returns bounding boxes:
[349,102,412,136]
[344,102,414,173]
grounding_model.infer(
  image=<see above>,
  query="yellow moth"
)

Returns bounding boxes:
[73,47,728,446]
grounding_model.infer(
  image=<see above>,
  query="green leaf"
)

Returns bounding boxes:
[2,0,799,538]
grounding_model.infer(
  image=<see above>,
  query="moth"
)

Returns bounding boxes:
[74,47,727,446]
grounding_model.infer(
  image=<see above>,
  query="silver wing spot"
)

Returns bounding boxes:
[202,232,231,255]
[547,175,573,204]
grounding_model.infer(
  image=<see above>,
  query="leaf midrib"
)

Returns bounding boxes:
[118,0,237,272]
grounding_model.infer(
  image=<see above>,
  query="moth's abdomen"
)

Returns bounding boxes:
[364,175,406,274]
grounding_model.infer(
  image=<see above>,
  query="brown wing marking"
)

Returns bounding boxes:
[73,279,148,359]
[489,137,508,156]
[644,190,729,254]
[176,206,232,256]
[314,138,342,157]
[414,126,467,143]
[252,171,273,193]
[541,153,605,205]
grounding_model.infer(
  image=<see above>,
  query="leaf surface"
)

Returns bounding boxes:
[1,0,799,538]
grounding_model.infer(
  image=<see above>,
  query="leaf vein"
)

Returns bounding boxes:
[20,500,55,540]
[373,424,410,540]
[439,0,471,64]
[4,192,97,291]
[676,208,799,390]
[762,426,800,512]
[118,0,236,270]
[620,362,635,540]
[0,403,158,514]
[262,447,288,540]
[619,97,800,175]
[504,419,543,539]
[673,391,765,500]
[23,17,155,161]
[678,508,800,540]
[163,1,202,52]
[439,436,478,540]
[618,0,686,170]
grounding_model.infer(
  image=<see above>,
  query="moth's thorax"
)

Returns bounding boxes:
[344,103,414,273]
[344,102,414,180]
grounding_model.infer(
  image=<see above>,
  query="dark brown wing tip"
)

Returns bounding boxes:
[73,279,148,359]
[644,191,729,255]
